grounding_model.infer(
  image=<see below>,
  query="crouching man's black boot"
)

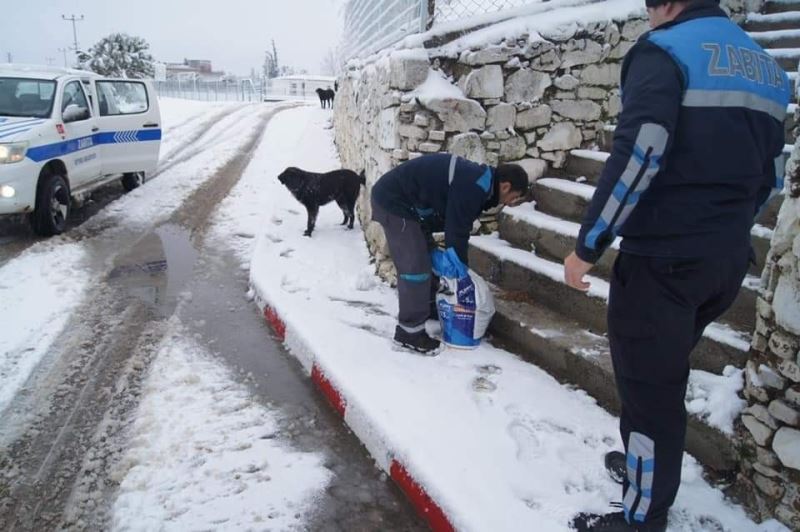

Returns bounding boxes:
[394,326,441,355]
[571,511,667,532]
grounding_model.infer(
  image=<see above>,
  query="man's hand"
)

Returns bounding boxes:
[564,252,593,292]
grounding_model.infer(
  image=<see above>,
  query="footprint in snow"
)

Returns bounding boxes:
[271,216,283,225]
[266,233,283,244]
[280,248,294,258]
[476,364,502,376]
[472,376,497,393]
[508,420,543,463]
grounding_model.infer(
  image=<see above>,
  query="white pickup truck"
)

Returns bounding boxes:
[0,65,162,235]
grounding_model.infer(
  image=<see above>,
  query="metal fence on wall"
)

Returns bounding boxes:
[342,0,538,60]
[153,80,262,102]
[343,0,430,61]
[433,0,538,23]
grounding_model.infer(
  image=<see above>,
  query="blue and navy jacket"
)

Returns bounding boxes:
[576,1,791,263]
[371,153,498,264]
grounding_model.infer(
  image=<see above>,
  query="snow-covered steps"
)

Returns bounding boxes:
[749,27,800,48]
[765,0,800,15]
[534,169,784,232]
[532,177,593,224]
[487,284,739,472]
[745,10,800,32]
[497,206,762,333]
[469,235,752,374]
[552,149,609,185]
[766,46,800,70]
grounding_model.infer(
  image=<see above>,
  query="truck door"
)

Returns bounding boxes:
[59,79,102,186]
[95,79,161,177]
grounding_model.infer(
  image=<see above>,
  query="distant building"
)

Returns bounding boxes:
[265,75,337,98]
[165,59,226,82]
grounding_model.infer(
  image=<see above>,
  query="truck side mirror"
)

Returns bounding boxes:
[63,104,90,123]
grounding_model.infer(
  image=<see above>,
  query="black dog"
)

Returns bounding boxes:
[277,167,366,236]
[314,88,335,109]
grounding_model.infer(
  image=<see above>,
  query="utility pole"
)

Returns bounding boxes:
[45,57,55,66]
[5,52,12,63]
[61,14,85,64]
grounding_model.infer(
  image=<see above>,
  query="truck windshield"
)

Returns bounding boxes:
[0,77,57,119]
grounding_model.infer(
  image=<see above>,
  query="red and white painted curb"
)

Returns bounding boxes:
[252,288,456,532]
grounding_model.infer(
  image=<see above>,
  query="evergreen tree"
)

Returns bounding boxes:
[86,33,155,78]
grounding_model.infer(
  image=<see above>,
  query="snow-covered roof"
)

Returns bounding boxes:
[0,63,96,81]
[271,74,336,82]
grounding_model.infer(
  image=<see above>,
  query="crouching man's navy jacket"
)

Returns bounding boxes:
[576,0,791,264]
[371,153,499,264]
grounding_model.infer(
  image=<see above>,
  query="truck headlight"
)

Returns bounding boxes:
[0,142,28,164]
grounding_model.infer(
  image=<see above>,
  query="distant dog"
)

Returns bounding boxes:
[315,88,335,109]
[277,167,366,236]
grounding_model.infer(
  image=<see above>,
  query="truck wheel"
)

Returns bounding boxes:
[31,173,70,236]
[121,172,145,192]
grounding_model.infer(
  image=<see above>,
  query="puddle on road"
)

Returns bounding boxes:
[108,224,198,315]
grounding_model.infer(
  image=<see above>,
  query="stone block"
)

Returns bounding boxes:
[760,364,788,390]
[743,414,775,446]
[538,122,582,152]
[556,92,576,100]
[461,65,505,99]
[487,103,517,132]
[622,19,649,41]
[398,124,428,140]
[609,41,635,60]
[505,69,553,103]
[378,107,400,150]
[541,150,568,168]
[780,360,800,384]
[580,63,622,87]
[757,446,781,468]
[753,462,782,478]
[746,404,779,429]
[561,40,604,68]
[775,505,800,531]
[770,330,800,360]
[757,297,775,320]
[770,400,800,426]
[753,332,769,353]
[447,133,486,164]
[392,149,409,161]
[524,131,537,145]
[389,52,429,90]
[754,472,785,499]
[774,427,800,470]
[418,142,441,153]
[421,97,487,132]
[552,100,602,122]
[414,113,430,127]
[577,87,608,100]
[463,47,513,65]
[428,130,446,142]
[516,105,552,130]
[786,387,800,407]
[499,137,527,161]
[555,74,580,91]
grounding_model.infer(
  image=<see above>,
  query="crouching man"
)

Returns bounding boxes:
[371,153,529,355]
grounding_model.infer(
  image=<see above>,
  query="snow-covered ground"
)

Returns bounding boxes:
[203,105,786,531]
[0,98,263,418]
[111,325,331,531]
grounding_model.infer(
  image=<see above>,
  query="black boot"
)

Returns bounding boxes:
[571,511,666,532]
[605,451,626,484]
[428,300,440,321]
[394,326,441,355]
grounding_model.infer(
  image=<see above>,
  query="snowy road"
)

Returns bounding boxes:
[0,100,421,530]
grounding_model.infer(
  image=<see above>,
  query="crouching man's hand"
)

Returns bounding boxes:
[564,252,592,292]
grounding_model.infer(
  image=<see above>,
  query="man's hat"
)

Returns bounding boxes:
[645,0,719,7]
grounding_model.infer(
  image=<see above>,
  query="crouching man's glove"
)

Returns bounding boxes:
[431,247,468,279]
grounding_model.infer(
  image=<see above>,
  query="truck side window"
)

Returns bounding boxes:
[96,81,148,116]
[62,80,91,119]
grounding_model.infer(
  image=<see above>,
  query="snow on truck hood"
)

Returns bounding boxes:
[0,116,50,142]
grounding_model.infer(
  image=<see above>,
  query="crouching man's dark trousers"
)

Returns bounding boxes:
[608,250,749,525]
[371,199,437,332]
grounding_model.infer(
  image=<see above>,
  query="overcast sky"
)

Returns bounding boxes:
[1,0,345,76]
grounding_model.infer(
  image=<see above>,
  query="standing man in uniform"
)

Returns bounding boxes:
[564,0,790,529]
[371,153,529,355]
